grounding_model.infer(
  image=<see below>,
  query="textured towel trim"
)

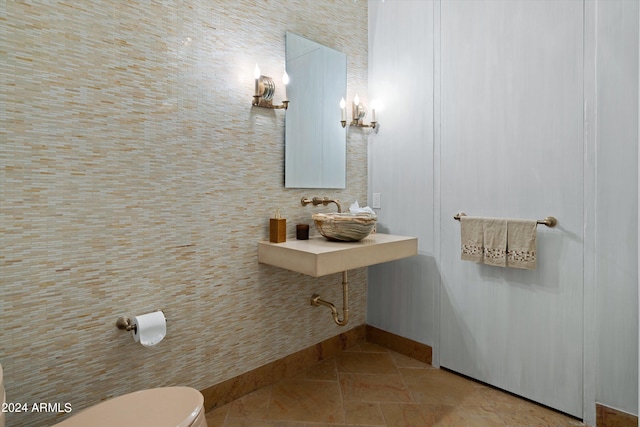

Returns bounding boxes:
[507,249,536,263]
[461,243,483,258]
[460,217,484,263]
[506,219,537,270]
[484,247,507,262]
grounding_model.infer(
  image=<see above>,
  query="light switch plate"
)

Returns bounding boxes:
[372,193,381,209]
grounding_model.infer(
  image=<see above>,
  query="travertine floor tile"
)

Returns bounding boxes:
[266,378,344,423]
[400,367,490,407]
[228,385,272,419]
[204,403,230,427]
[343,401,386,425]
[478,385,585,426]
[380,403,506,427]
[389,351,433,369]
[223,419,277,427]
[205,343,586,427]
[340,372,414,403]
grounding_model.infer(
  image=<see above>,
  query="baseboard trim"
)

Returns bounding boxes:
[200,324,366,412]
[365,324,432,365]
[596,403,638,427]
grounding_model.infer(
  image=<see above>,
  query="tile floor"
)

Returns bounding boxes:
[204,342,586,427]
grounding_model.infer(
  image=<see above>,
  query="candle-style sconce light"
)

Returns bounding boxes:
[340,97,347,128]
[340,94,378,131]
[252,64,289,110]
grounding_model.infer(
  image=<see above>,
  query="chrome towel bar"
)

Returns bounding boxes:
[453,212,558,228]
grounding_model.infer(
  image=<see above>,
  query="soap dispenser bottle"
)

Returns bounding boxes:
[269,209,286,243]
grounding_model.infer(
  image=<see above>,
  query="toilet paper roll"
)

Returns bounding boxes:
[131,311,166,347]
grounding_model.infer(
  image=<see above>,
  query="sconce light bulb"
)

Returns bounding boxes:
[353,94,360,105]
[371,100,377,123]
[340,98,346,109]
[254,64,260,79]
[282,71,289,85]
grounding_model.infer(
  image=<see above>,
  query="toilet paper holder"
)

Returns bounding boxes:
[116,310,165,332]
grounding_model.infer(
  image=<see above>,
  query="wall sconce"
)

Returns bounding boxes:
[253,64,289,110]
[340,94,378,130]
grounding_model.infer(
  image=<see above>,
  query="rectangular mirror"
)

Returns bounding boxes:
[285,32,347,189]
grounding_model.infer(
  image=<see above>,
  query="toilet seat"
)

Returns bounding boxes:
[53,387,206,427]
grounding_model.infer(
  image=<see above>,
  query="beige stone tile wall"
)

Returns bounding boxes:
[0,1,368,426]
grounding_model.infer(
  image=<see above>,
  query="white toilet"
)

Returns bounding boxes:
[53,387,208,427]
[1,363,5,427]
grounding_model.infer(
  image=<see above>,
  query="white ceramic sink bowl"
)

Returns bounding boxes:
[312,212,377,242]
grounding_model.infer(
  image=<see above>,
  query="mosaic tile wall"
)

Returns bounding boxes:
[0,1,369,425]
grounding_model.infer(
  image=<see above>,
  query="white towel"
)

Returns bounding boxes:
[460,216,484,263]
[482,218,507,267]
[506,219,537,270]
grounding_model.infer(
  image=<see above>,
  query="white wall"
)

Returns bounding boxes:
[367,0,438,354]
[368,0,639,421]
[595,0,639,415]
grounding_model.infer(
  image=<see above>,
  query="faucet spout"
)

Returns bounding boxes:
[312,197,342,213]
[301,196,342,212]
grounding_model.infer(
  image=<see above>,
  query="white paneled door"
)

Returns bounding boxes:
[439,0,584,418]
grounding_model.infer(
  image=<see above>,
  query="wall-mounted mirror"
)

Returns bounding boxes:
[285,32,347,189]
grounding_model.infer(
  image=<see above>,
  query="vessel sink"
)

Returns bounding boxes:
[312,212,377,242]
